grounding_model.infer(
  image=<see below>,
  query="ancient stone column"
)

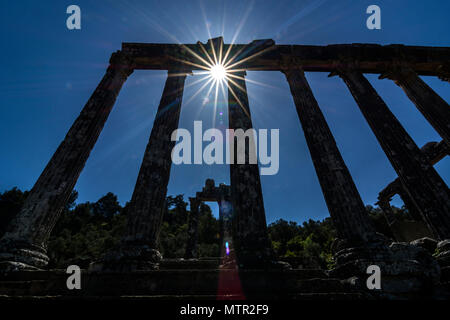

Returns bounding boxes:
[397,187,423,221]
[338,68,450,240]
[282,68,377,245]
[378,179,423,221]
[100,67,190,271]
[0,51,133,271]
[380,67,450,147]
[377,140,450,225]
[227,71,273,268]
[185,198,200,259]
[377,199,397,226]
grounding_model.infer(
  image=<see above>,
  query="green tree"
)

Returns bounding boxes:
[0,187,29,237]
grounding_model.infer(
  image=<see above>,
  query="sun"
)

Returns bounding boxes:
[173,37,270,122]
[210,63,227,81]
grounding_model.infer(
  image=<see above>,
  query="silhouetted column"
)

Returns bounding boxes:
[283,68,377,244]
[0,51,133,271]
[185,198,200,259]
[104,67,190,270]
[380,67,450,147]
[338,68,450,240]
[227,71,273,267]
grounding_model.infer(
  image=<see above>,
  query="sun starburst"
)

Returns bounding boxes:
[210,63,227,81]
[169,35,278,130]
[171,38,254,129]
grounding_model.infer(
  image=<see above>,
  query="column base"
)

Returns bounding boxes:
[436,240,450,283]
[89,242,162,272]
[0,239,49,272]
[329,239,440,297]
[183,249,197,260]
[234,248,291,270]
[219,248,238,269]
[409,237,438,254]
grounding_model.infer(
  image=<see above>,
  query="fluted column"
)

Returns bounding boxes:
[227,71,273,267]
[380,67,450,147]
[185,198,200,259]
[283,68,377,244]
[103,67,190,271]
[0,51,133,271]
[338,68,450,240]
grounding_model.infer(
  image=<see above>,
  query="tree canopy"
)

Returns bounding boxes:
[0,187,409,269]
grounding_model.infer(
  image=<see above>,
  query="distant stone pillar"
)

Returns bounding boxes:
[397,187,423,221]
[100,67,190,271]
[0,51,133,271]
[185,198,200,259]
[338,68,450,240]
[283,68,377,245]
[227,71,273,268]
[377,199,397,226]
[218,199,232,247]
[380,67,450,147]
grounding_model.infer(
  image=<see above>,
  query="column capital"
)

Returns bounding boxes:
[279,54,304,76]
[280,66,304,78]
[231,70,247,77]
[437,63,450,83]
[378,62,417,83]
[168,64,193,77]
[108,50,135,79]
[327,60,361,78]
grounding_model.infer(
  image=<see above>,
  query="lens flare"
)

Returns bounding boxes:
[210,64,227,81]
[173,36,273,130]
[225,241,230,255]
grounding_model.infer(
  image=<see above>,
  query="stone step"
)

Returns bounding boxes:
[0,280,50,296]
[160,258,221,269]
[0,292,368,301]
[0,270,66,281]
[0,269,349,297]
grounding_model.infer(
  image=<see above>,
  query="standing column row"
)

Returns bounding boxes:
[380,67,450,147]
[101,67,191,271]
[282,68,378,245]
[227,71,274,268]
[337,68,450,240]
[0,51,134,271]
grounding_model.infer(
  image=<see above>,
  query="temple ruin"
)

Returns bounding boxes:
[0,37,449,298]
[377,140,450,242]
[184,179,232,260]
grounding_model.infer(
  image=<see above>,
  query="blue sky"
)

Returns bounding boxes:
[0,0,449,223]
